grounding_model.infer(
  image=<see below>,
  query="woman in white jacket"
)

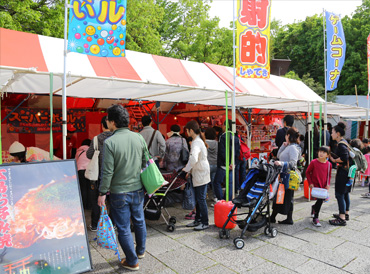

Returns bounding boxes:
[183,120,211,231]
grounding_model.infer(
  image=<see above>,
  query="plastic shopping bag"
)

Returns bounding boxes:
[276,183,285,205]
[95,205,121,261]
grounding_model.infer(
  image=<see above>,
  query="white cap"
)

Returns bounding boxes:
[9,141,26,154]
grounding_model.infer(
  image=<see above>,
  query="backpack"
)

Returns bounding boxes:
[238,135,251,161]
[339,141,368,173]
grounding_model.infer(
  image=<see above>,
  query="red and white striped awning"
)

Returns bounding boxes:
[1,28,366,117]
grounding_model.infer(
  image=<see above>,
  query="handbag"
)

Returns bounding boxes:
[85,136,99,181]
[288,169,301,190]
[276,183,285,204]
[182,178,196,210]
[140,136,165,194]
[180,138,189,164]
[95,205,121,261]
[311,188,328,199]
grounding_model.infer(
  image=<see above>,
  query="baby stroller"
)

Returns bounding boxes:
[219,162,281,249]
[144,170,187,232]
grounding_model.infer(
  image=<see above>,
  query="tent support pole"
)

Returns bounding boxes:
[231,0,236,200]
[308,102,311,165]
[50,73,54,160]
[62,0,68,159]
[225,91,230,202]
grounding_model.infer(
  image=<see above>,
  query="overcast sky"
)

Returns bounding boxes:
[209,0,363,28]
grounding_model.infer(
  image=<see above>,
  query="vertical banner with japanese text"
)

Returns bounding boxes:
[236,0,271,78]
[326,11,346,91]
[68,0,127,57]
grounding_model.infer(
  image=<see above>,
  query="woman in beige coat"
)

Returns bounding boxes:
[183,120,210,231]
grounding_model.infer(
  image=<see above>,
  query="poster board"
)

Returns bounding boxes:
[0,160,92,274]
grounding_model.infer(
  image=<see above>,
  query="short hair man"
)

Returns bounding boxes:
[97,105,147,271]
[275,115,294,149]
[139,115,165,166]
[86,116,113,231]
[317,119,330,146]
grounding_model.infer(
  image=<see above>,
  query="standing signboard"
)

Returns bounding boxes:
[0,160,92,274]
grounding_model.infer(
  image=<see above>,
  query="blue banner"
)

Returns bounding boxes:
[326,11,346,91]
[67,0,127,57]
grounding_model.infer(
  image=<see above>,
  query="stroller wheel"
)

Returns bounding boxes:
[167,224,176,232]
[169,217,177,224]
[225,230,230,239]
[270,228,278,238]
[264,226,270,236]
[219,230,225,239]
[234,237,245,249]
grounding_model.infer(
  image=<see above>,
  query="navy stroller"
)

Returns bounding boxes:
[219,163,281,249]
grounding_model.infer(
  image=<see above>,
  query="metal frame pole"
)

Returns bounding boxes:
[231,0,237,199]
[62,0,69,159]
[323,9,328,146]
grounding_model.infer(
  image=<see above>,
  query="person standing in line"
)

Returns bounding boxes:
[271,127,301,225]
[139,115,166,167]
[54,124,77,159]
[98,105,147,271]
[329,122,350,226]
[163,124,189,172]
[205,127,218,202]
[86,116,113,232]
[275,115,294,150]
[306,146,332,227]
[75,139,92,210]
[183,120,211,231]
[212,120,240,203]
[360,146,370,188]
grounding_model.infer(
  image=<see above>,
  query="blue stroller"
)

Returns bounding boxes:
[219,163,281,249]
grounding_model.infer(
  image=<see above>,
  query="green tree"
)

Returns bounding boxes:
[0,0,65,37]
[125,0,164,54]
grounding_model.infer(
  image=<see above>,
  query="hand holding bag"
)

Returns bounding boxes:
[85,136,99,181]
[95,205,121,261]
[140,136,165,194]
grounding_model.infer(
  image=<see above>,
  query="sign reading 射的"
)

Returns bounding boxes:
[6,108,86,134]
[236,0,271,79]
[326,11,346,91]
[68,0,127,57]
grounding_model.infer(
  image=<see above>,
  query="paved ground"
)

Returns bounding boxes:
[85,172,370,274]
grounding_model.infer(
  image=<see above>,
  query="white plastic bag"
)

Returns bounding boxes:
[269,176,279,199]
[311,187,328,199]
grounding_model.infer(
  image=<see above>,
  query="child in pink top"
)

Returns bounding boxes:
[360,147,370,187]
[306,146,332,227]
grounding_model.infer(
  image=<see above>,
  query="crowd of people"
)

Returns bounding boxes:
[7,107,370,271]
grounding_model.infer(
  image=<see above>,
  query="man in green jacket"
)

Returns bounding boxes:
[98,104,147,271]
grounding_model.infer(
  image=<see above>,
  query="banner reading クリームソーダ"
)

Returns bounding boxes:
[68,0,127,57]
[236,0,271,79]
[0,160,92,274]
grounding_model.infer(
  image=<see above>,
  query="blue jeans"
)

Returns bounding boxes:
[194,184,209,225]
[335,191,350,214]
[213,167,234,201]
[110,189,147,265]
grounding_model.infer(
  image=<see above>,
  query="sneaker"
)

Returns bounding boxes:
[311,206,315,218]
[213,197,218,202]
[89,225,97,232]
[120,259,139,271]
[194,223,209,231]
[185,211,196,220]
[186,221,200,227]
[137,253,145,259]
[312,218,322,227]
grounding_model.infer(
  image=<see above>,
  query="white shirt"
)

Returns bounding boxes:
[183,135,210,187]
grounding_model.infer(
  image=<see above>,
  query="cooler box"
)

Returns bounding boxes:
[214,200,237,229]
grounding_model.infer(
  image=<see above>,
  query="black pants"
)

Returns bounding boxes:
[312,199,324,218]
[78,170,92,210]
[90,182,115,228]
